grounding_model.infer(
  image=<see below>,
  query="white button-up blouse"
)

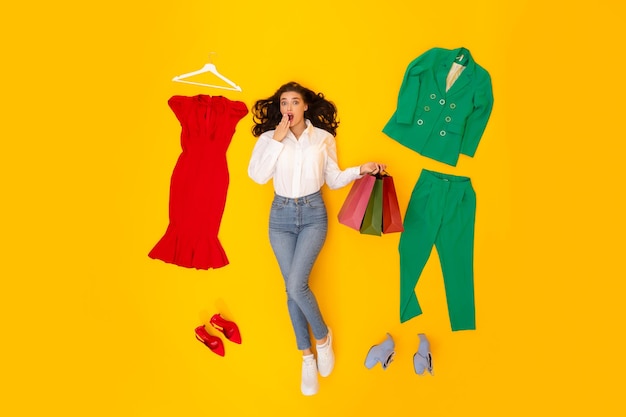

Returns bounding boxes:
[248,120,362,199]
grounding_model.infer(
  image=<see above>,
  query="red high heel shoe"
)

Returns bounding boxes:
[210,314,242,344]
[194,325,225,356]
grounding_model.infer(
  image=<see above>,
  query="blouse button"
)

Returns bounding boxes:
[450,103,456,109]
[439,98,446,105]
[424,105,430,112]
[430,93,436,99]
[439,130,446,137]
[417,119,424,125]
[445,116,452,122]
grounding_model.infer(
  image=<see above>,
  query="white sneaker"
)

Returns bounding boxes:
[316,328,335,377]
[301,354,319,396]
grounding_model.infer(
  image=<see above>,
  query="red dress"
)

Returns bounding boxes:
[149,95,248,269]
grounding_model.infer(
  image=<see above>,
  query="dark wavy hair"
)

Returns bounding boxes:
[251,81,339,137]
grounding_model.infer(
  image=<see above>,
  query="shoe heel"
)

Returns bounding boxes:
[194,325,225,356]
[210,314,242,344]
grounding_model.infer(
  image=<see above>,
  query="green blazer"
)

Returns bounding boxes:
[383,47,494,166]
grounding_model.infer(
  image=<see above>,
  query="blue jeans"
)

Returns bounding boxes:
[269,190,329,350]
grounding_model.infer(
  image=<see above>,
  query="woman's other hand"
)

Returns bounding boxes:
[272,114,290,142]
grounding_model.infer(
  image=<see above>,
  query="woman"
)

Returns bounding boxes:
[248,81,385,395]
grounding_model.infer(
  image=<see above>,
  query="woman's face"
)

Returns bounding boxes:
[280,91,307,127]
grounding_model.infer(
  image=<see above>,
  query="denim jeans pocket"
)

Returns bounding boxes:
[271,199,287,209]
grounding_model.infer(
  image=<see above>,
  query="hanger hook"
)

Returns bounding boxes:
[208,52,216,64]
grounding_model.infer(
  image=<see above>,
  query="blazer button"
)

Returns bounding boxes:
[417,119,424,125]
[439,98,446,105]
[430,93,437,99]
[439,130,446,137]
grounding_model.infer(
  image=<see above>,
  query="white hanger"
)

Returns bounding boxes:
[172,54,242,92]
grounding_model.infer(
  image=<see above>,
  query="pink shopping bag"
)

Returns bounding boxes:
[338,175,376,231]
[382,174,404,233]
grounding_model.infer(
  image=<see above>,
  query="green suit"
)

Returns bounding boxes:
[383,47,493,166]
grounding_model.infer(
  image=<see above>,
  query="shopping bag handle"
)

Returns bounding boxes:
[368,170,390,179]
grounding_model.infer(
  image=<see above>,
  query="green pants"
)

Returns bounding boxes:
[399,169,476,330]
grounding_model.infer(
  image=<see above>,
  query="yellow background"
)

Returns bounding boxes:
[1,0,625,415]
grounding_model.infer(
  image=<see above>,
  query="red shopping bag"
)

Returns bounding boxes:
[338,174,376,230]
[382,174,404,233]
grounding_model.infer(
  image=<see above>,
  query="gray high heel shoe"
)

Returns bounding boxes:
[413,333,433,376]
[365,333,395,370]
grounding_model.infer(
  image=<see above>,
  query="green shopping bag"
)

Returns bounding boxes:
[359,174,383,236]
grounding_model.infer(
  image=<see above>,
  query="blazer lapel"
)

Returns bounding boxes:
[435,60,450,96]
